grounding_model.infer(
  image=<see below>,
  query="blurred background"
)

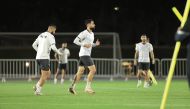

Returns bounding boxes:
[0,0,188,59]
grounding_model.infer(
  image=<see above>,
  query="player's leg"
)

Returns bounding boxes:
[61,64,67,84]
[34,59,50,95]
[85,65,96,93]
[54,69,60,84]
[54,64,62,84]
[69,66,85,94]
[143,63,151,88]
[61,69,65,84]
[137,69,143,87]
[137,63,143,87]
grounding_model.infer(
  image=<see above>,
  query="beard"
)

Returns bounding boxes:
[90,27,95,31]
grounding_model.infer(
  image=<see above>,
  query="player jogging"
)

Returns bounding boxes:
[134,34,155,88]
[69,19,100,94]
[54,43,70,84]
[32,24,62,95]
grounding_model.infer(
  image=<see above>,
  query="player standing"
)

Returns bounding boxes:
[32,24,62,95]
[134,34,155,88]
[54,43,70,84]
[69,19,100,94]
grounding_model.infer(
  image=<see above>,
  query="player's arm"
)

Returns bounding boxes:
[73,32,91,48]
[134,50,138,65]
[134,44,139,65]
[32,37,39,52]
[149,44,155,64]
[49,36,62,55]
[92,39,100,47]
[67,49,70,57]
[150,51,155,64]
[54,52,59,61]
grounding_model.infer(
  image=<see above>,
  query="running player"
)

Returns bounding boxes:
[134,34,155,88]
[54,43,70,84]
[32,24,62,95]
[69,19,100,94]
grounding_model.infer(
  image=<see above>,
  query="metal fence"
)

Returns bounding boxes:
[161,59,187,78]
[0,58,188,80]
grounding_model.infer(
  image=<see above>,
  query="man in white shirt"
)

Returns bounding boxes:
[54,43,70,84]
[69,19,100,94]
[32,24,62,95]
[134,34,155,88]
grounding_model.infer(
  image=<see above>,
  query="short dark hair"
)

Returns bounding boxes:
[49,24,57,28]
[85,19,94,26]
[141,34,147,36]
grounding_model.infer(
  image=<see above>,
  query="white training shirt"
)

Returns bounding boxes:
[74,30,95,57]
[57,48,70,64]
[135,42,153,63]
[32,32,59,60]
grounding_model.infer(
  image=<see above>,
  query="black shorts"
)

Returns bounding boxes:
[138,62,150,71]
[58,63,67,70]
[37,59,50,70]
[79,56,94,67]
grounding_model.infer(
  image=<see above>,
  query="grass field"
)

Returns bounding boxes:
[0,80,190,109]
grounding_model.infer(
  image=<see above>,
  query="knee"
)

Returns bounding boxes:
[90,68,96,74]
[77,68,85,75]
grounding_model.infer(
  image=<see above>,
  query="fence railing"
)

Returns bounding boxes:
[161,59,187,78]
[0,58,188,80]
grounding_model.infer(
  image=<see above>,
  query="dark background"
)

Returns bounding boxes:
[0,0,188,58]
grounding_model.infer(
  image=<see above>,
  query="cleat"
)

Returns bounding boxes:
[85,88,95,94]
[68,87,77,95]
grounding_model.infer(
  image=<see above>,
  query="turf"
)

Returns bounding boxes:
[0,80,190,109]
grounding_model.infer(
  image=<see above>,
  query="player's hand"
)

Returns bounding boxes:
[84,44,92,48]
[57,51,63,55]
[134,60,137,66]
[95,39,100,46]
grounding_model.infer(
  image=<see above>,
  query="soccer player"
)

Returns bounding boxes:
[54,43,70,84]
[32,24,62,95]
[69,19,100,94]
[175,15,190,89]
[134,34,155,88]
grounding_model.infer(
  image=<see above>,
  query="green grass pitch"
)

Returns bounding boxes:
[0,80,190,109]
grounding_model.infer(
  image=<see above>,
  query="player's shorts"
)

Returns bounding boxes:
[36,59,50,71]
[58,63,67,70]
[138,62,150,71]
[79,56,94,67]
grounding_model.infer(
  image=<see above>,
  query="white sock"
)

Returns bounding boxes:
[36,82,42,93]
[54,78,57,84]
[86,81,91,89]
[61,79,64,84]
[144,81,149,87]
[138,80,142,83]
[73,84,76,89]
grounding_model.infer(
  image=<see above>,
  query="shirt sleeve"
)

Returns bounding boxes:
[67,49,70,56]
[48,35,59,54]
[32,35,40,52]
[135,44,139,51]
[77,31,86,41]
[48,35,56,45]
[73,32,86,46]
[149,44,153,52]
